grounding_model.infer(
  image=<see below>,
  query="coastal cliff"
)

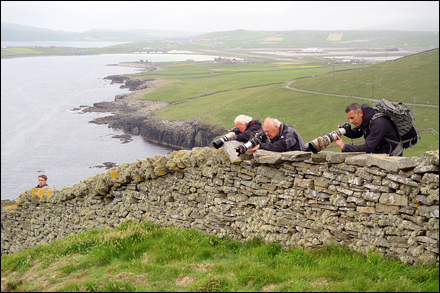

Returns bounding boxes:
[83,74,224,149]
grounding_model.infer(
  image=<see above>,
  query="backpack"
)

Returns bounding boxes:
[370,99,420,154]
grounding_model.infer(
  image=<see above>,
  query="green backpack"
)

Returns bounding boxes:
[370,99,420,155]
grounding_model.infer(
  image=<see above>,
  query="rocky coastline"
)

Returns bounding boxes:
[82,72,225,150]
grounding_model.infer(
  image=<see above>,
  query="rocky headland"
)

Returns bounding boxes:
[82,72,224,150]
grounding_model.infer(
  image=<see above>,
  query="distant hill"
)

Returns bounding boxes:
[2,23,438,51]
[194,29,439,50]
[0,22,202,42]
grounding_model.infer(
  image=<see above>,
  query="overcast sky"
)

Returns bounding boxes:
[1,1,439,33]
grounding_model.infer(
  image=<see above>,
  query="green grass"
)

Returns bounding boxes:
[292,49,439,106]
[2,221,438,292]
[0,46,134,58]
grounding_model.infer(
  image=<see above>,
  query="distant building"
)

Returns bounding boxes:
[301,48,324,53]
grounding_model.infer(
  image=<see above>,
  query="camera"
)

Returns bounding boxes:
[235,130,267,155]
[212,127,240,149]
[305,122,352,154]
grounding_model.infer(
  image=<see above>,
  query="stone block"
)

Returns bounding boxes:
[417,206,439,218]
[422,150,439,166]
[294,178,315,189]
[310,151,329,162]
[386,174,418,187]
[363,182,391,193]
[280,151,311,162]
[248,196,270,206]
[365,154,421,172]
[222,141,242,163]
[326,152,364,163]
[345,153,368,166]
[376,203,399,214]
[331,194,348,207]
[379,193,408,206]
[250,149,280,164]
[421,173,439,184]
[357,206,375,213]
[314,176,331,188]
[355,168,373,181]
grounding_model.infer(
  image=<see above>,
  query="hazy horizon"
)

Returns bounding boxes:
[1,1,439,33]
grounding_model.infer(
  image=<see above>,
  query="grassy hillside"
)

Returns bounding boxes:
[193,30,439,50]
[130,49,439,157]
[292,49,439,106]
[2,221,438,292]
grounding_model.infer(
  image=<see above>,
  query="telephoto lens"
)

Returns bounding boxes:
[235,131,267,155]
[305,127,348,154]
[212,128,239,149]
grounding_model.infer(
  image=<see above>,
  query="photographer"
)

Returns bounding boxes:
[232,115,262,142]
[335,102,403,156]
[248,117,305,152]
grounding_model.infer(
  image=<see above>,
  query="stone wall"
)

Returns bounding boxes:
[1,143,439,265]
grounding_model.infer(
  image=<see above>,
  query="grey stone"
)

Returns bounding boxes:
[365,154,421,172]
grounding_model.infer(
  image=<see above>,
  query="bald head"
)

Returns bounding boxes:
[263,117,281,139]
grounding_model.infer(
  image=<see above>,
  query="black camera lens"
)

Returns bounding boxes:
[213,139,224,149]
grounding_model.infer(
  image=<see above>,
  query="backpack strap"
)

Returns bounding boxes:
[369,112,403,156]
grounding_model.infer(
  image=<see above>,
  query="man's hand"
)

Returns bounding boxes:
[335,135,345,150]
[248,145,259,152]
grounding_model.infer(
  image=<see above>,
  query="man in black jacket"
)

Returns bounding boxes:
[335,102,403,156]
[232,114,262,142]
[248,117,305,152]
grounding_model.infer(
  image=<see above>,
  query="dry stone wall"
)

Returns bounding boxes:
[2,143,439,265]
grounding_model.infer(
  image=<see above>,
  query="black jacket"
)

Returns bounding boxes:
[260,123,305,152]
[236,120,262,142]
[343,104,402,156]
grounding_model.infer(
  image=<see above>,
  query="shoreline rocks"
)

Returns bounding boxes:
[82,74,224,150]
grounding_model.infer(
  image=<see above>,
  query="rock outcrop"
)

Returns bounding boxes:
[83,75,225,149]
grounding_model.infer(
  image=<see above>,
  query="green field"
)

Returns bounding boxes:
[126,49,439,157]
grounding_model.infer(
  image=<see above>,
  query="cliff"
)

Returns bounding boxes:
[84,75,225,149]
[2,144,439,265]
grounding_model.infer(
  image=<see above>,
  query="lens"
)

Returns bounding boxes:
[243,141,254,150]
[212,139,224,149]
[306,142,319,154]
[225,132,237,141]
[212,132,237,149]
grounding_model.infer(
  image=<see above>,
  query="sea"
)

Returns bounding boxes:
[1,43,216,200]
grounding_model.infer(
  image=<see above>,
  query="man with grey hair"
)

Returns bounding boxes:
[232,114,262,142]
[248,117,305,152]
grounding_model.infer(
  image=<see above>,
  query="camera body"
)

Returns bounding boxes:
[305,123,352,154]
[235,130,267,155]
[212,127,239,149]
[339,122,352,135]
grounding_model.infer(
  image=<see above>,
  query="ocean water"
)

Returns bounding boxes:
[1,53,215,200]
